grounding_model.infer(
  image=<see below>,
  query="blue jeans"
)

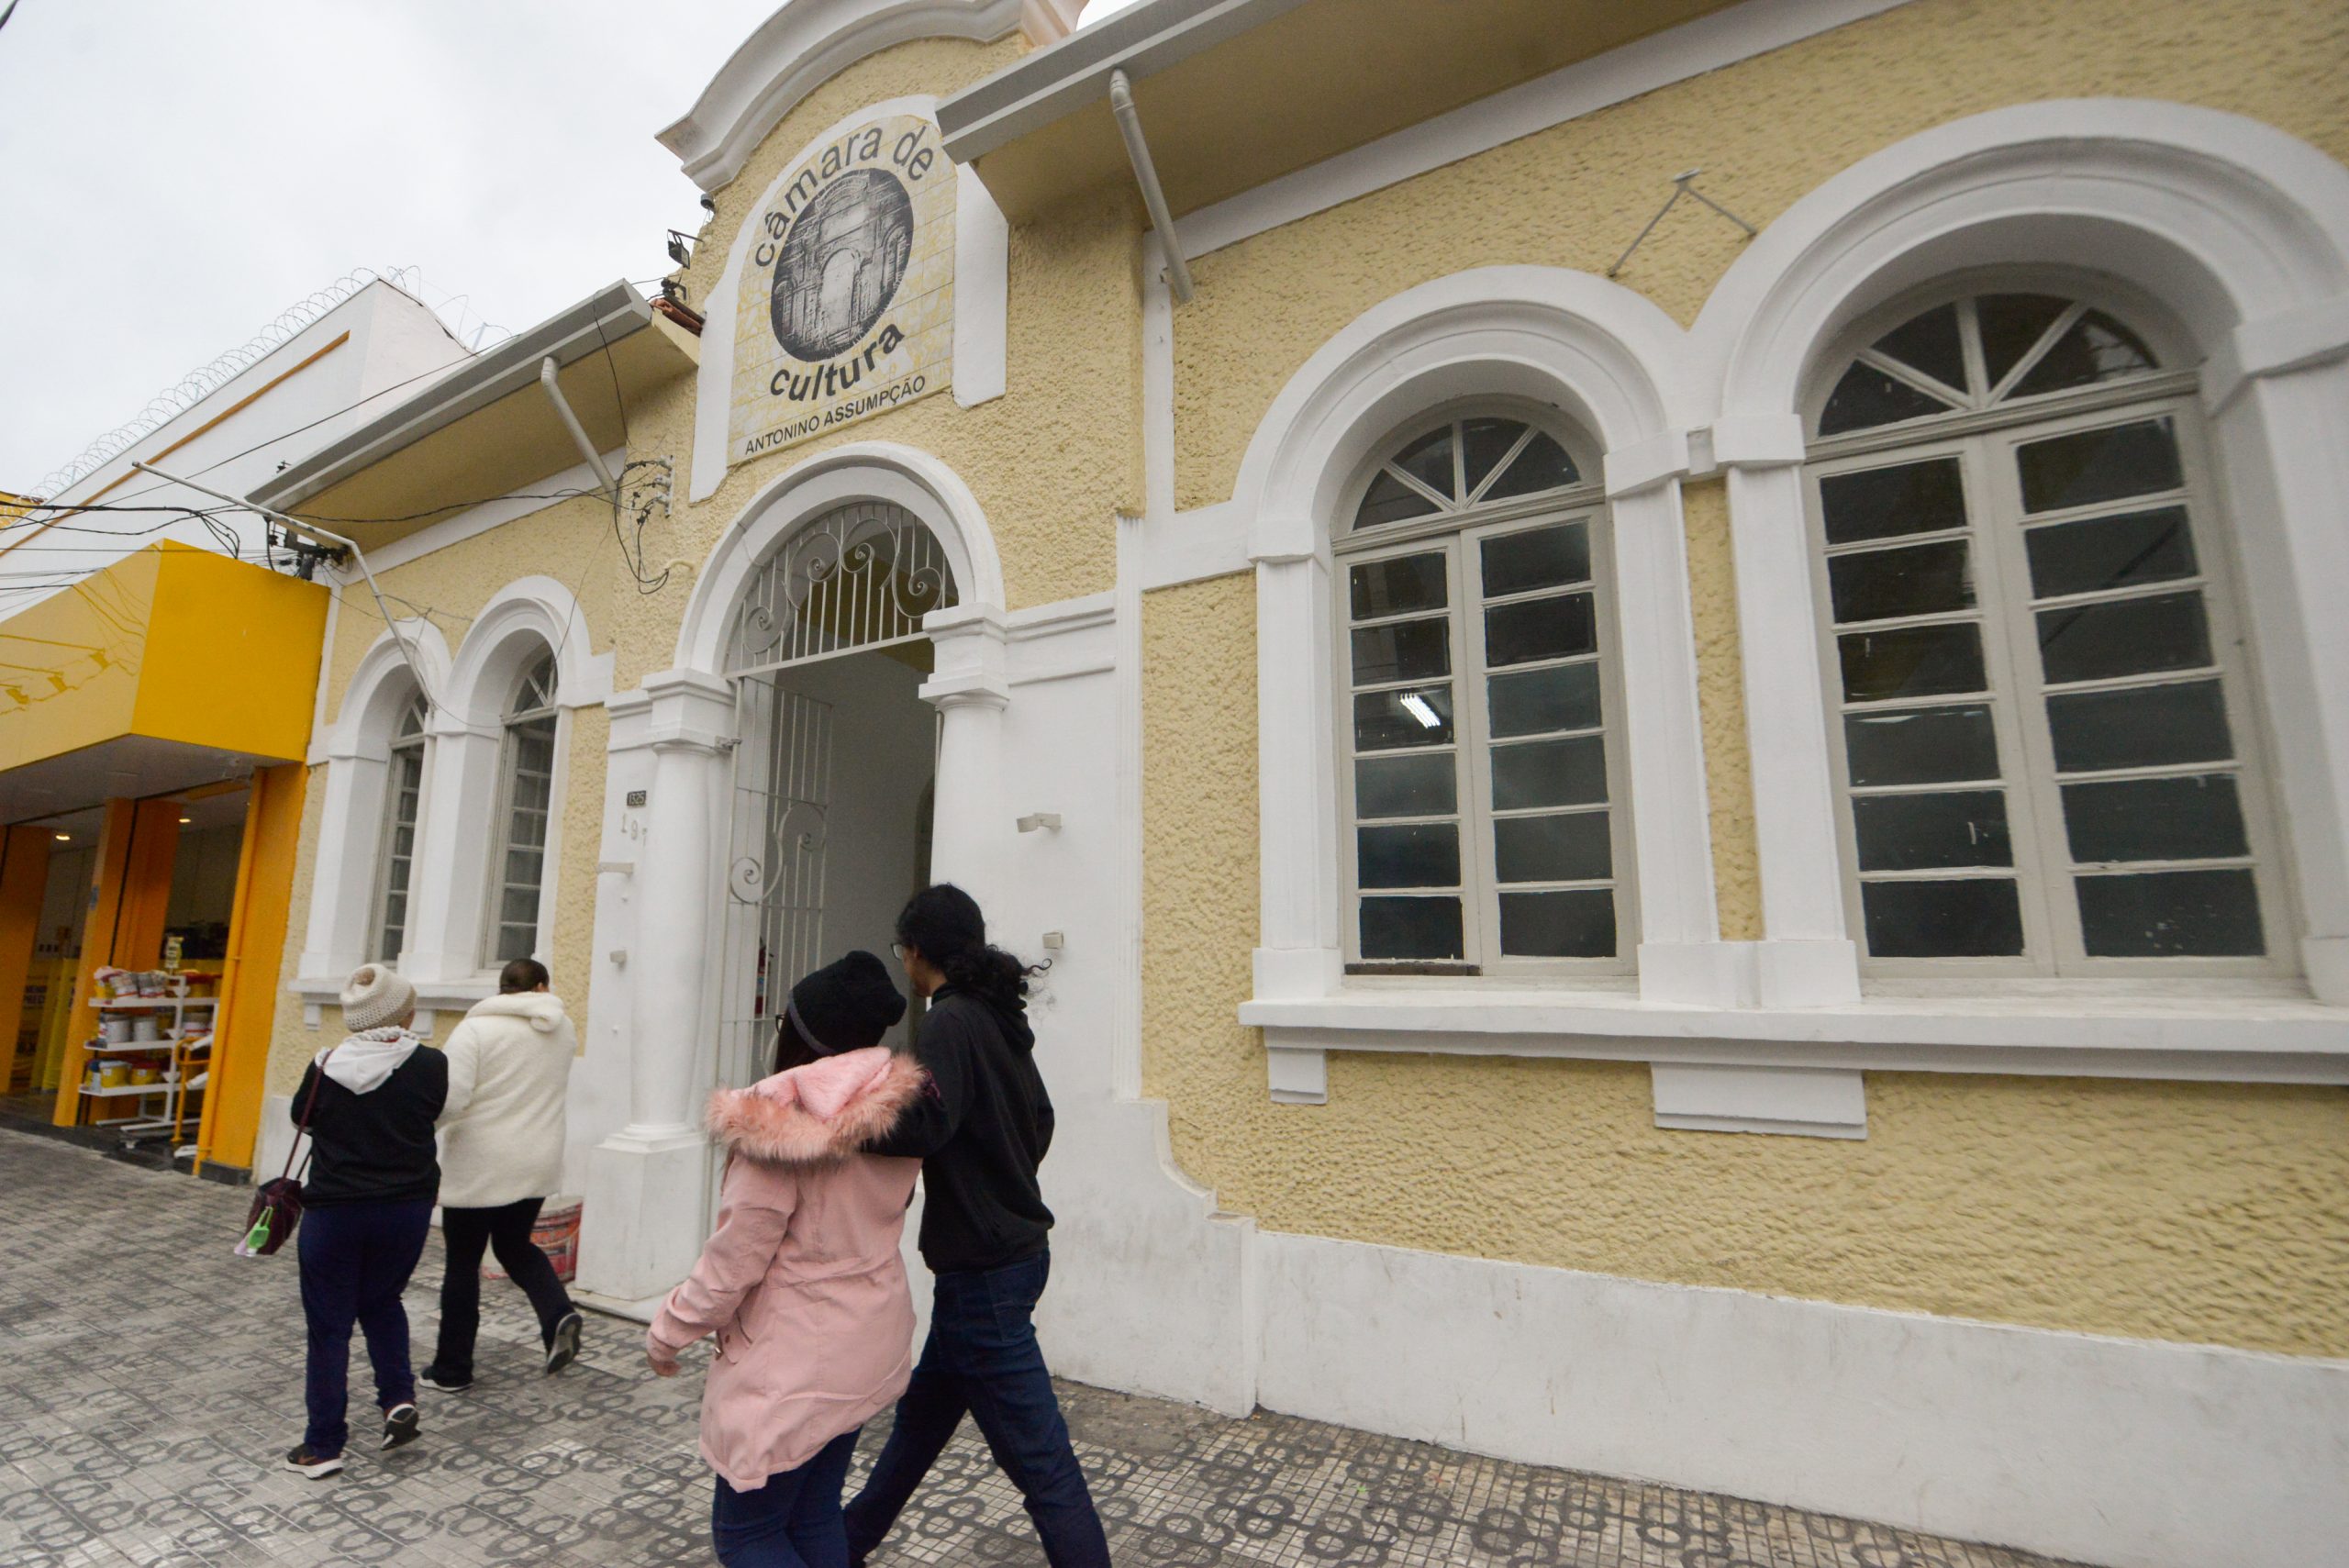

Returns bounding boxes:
[712,1429,860,1568]
[843,1250,1109,1567]
[296,1198,432,1457]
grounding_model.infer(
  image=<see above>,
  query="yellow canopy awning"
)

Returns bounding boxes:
[0,542,328,819]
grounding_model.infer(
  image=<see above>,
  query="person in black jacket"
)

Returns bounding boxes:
[283,963,448,1479]
[842,884,1111,1568]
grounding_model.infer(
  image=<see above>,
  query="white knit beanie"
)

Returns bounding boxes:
[340,963,417,1032]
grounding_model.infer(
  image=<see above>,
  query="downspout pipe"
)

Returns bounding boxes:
[539,356,621,499]
[1108,69,1194,304]
[131,461,439,713]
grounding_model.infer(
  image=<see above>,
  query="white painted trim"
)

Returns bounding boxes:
[1228,266,1726,1033]
[952,163,1009,407]
[687,95,1015,500]
[440,575,614,724]
[361,453,625,574]
[1173,0,1919,260]
[1690,102,2349,1005]
[658,0,1021,192]
[1649,1061,1866,1139]
[1250,1229,2349,1568]
[1140,500,1249,590]
[675,440,1008,672]
[294,619,452,988]
[1242,988,2349,1083]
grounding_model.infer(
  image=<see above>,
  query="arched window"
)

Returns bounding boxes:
[369,689,429,964]
[484,652,559,966]
[1805,288,2289,974]
[1338,412,1630,973]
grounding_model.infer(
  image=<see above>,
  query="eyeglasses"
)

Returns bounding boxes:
[889,942,907,962]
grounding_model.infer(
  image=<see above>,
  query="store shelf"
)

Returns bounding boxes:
[83,1040,181,1051]
[90,997,217,1011]
[81,1083,173,1097]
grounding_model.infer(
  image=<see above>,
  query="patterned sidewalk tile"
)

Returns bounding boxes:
[0,1129,2094,1568]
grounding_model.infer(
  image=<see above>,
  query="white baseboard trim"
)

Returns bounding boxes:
[1247,1229,2349,1568]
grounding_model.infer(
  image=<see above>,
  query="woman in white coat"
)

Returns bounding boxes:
[420,958,584,1391]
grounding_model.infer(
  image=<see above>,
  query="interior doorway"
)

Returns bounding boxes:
[711,499,956,1106]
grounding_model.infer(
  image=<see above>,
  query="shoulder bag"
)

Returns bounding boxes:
[238,1048,332,1258]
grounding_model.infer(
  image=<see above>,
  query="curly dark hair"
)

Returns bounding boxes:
[895,884,1044,1009]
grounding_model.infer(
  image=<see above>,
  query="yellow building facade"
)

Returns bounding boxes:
[250,3,2349,1563]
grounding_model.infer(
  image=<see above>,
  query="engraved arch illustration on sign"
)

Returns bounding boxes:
[772,169,914,361]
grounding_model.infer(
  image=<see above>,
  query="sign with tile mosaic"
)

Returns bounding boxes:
[729,109,955,464]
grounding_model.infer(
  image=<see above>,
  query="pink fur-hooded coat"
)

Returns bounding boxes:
[647,1045,927,1491]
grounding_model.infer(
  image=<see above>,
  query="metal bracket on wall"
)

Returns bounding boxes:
[1608,169,1758,279]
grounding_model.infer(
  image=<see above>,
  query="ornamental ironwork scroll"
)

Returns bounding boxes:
[725,500,957,674]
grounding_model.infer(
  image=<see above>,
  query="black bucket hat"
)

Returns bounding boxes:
[785,950,907,1056]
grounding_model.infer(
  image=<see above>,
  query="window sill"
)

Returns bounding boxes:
[290,973,495,1032]
[1241,983,2349,1103]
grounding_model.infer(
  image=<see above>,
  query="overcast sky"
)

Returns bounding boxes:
[0,0,815,494]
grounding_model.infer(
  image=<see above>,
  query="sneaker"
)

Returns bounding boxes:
[419,1366,473,1393]
[284,1444,343,1479]
[381,1403,420,1451]
[545,1310,584,1375]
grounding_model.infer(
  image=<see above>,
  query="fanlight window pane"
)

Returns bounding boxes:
[1872,302,1967,392]
[1819,361,1957,436]
[1977,294,2072,387]
[1480,431,1578,500]
[2009,311,2157,399]
[1356,469,1442,529]
[1391,427,1455,498]
[1460,418,1526,495]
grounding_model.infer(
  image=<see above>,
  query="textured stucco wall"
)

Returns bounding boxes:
[1142,577,2349,1357]
[1139,0,2349,1358]
[613,35,1141,692]
[1171,0,2349,509]
[1681,479,1760,941]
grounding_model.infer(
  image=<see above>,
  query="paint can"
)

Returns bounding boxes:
[482,1196,582,1284]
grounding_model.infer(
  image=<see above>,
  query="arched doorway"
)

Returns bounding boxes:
[714,500,956,1092]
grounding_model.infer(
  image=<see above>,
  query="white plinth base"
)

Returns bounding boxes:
[575,1125,707,1302]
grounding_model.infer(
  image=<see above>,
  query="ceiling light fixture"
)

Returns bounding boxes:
[1400,693,1442,729]
[52,833,70,842]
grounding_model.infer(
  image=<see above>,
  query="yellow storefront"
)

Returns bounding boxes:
[0,540,322,1173]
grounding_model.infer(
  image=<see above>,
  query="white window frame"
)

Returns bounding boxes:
[1332,409,1636,978]
[1803,279,2298,983]
[481,653,561,968]
[366,691,430,965]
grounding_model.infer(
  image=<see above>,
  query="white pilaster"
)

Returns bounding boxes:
[576,668,734,1300]
[396,714,505,986]
[920,603,1013,903]
[1721,440,1861,1005]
